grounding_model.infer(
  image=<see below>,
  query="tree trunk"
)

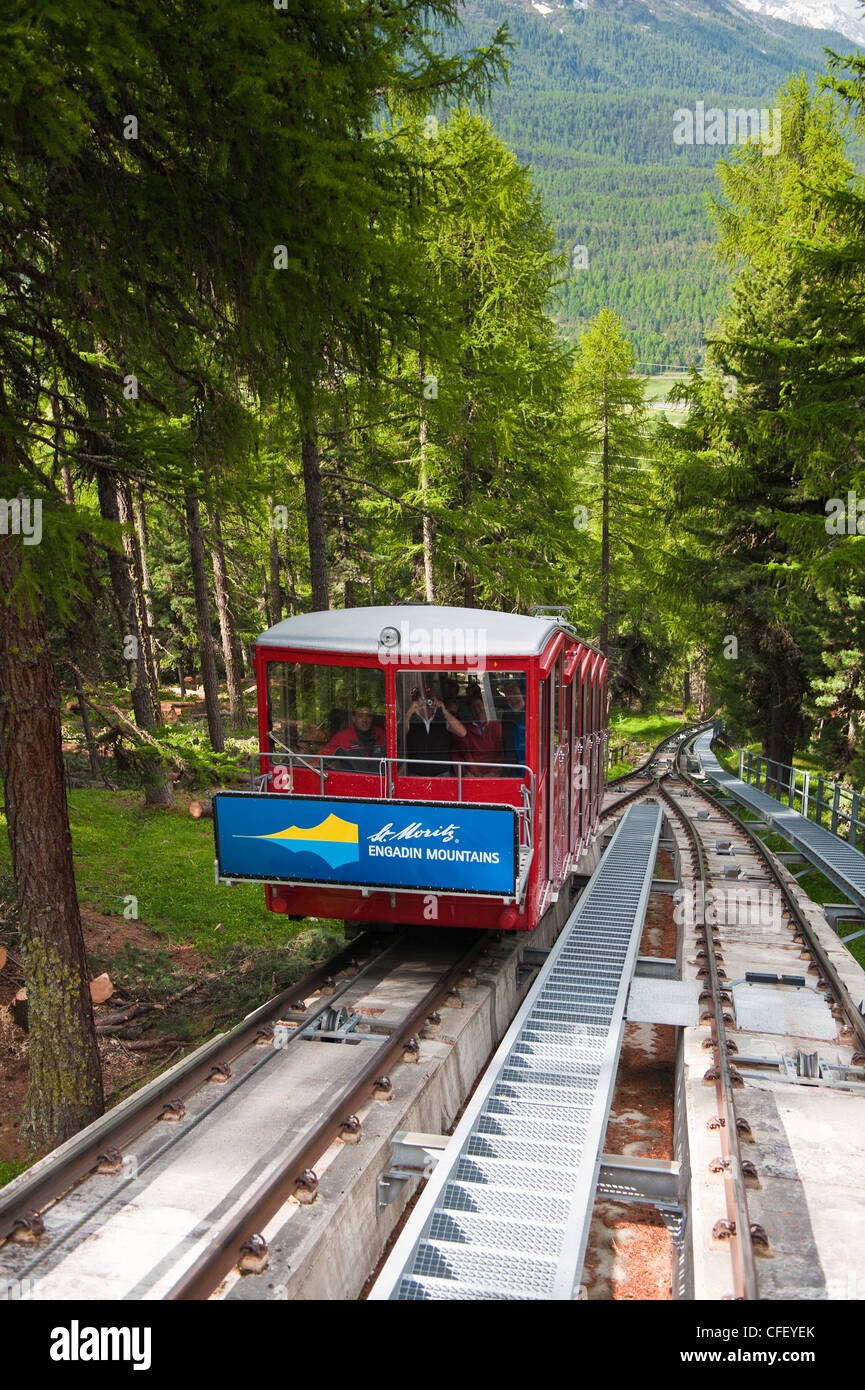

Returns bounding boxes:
[462,424,476,608]
[74,669,103,783]
[267,499,283,627]
[683,665,691,711]
[284,530,299,617]
[118,479,160,719]
[96,468,174,806]
[133,481,159,695]
[210,510,246,730]
[418,352,435,603]
[600,408,610,657]
[0,532,104,1148]
[184,484,225,752]
[300,413,329,611]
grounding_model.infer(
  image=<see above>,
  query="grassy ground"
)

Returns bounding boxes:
[0,777,346,1178]
[607,709,690,778]
[639,373,689,398]
[0,786,342,956]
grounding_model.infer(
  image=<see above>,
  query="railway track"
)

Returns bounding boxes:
[600,726,865,1299]
[5,720,862,1303]
[0,927,488,1300]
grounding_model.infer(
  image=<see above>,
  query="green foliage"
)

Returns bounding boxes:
[456,0,856,363]
[151,724,255,786]
[654,74,865,761]
[0,1158,30,1188]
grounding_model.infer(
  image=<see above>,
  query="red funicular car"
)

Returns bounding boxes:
[213,605,607,932]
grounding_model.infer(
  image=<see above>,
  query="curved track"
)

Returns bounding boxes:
[599,725,865,1298]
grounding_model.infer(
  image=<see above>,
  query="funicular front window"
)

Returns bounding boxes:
[266,662,386,774]
[397,669,528,779]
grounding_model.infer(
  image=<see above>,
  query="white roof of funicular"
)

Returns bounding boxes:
[255,605,569,658]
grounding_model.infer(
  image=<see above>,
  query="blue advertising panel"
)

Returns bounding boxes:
[214,793,517,896]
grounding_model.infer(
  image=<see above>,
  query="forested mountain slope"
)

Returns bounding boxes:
[459,0,863,361]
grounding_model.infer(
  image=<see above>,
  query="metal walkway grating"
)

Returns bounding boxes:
[694,732,865,910]
[369,801,663,1301]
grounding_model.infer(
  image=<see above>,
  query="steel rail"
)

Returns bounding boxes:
[679,735,865,1057]
[606,720,714,789]
[653,775,760,1301]
[167,930,490,1300]
[0,928,393,1240]
[5,934,420,1281]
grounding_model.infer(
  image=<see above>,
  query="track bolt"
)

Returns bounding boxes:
[289,999,308,1013]
[238,1233,268,1274]
[700,1011,714,1024]
[158,1100,186,1122]
[736,1118,753,1140]
[742,1161,760,1188]
[293,1169,319,1204]
[698,991,714,1006]
[444,986,463,1009]
[341,958,360,978]
[255,1025,274,1046]
[707,1116,725,1129]
[702,1036,718,1049]
[93,1147,125,1176]
[401,1034,421,1064]
[728,1066,744,1087]
[337,1114,362,1145]
[703,1066,722,1083]
[852,1052,865,1066]
[207,1063,232,1084]
[750,1223,771,1252]
[318,976,336,997]
[11,1211,45,1244]
[373,1075,393,1101]
[713,1220,736,1241]
[709,1157,731,1173]
[459,967,478,989]
[425,1011,442,1035]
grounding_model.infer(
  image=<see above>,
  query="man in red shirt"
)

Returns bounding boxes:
[323,705,386,774]
[451,693,504,777]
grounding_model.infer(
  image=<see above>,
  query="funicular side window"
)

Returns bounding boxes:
[266,662,386,774]
[397,669,528,779]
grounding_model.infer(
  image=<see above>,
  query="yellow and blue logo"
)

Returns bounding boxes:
[244,812,360,870]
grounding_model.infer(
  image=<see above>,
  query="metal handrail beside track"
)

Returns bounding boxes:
[370,801,663,1301]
